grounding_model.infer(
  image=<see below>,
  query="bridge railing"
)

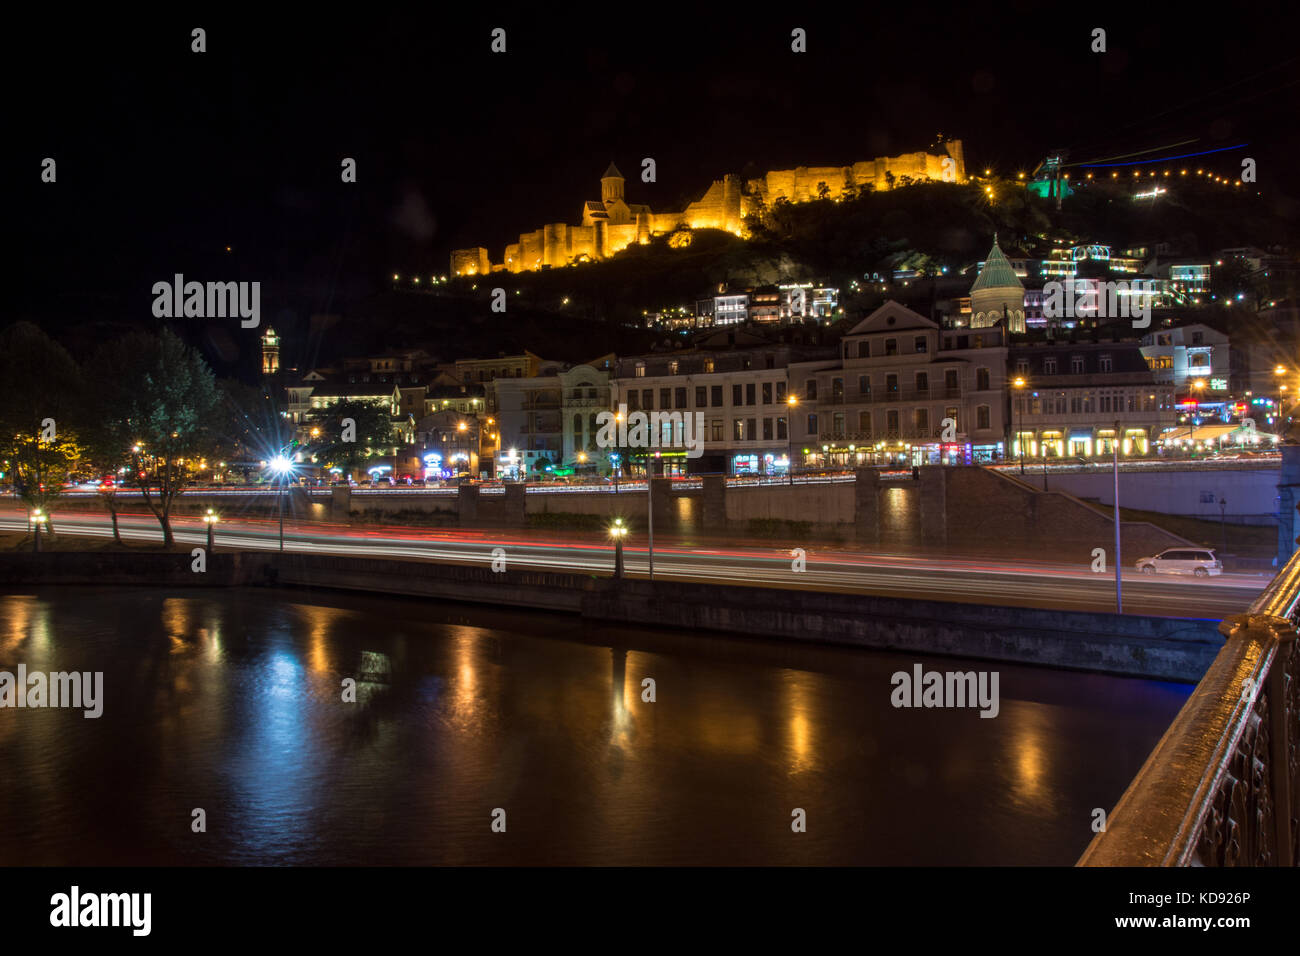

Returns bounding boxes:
[1078,546,1299,866]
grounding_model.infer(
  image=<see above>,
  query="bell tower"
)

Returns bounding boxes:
[601,161,625,205]
[261,327,280,375]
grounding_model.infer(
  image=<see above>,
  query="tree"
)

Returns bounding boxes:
[0,322,85,538]
[303,399,395,479]
[816,181,831,201]
[87,329,220,547]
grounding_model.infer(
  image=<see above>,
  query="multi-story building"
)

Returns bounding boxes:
[609,329,833,476]
[492,362,613,478]
[1007,341,1175,460]
[791,301,1011,468]
[455,351,542,385]
[1139,323,1230,391]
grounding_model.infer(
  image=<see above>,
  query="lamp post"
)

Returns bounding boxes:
[786,393,799,485]
[1112,418,1123,614]
[204,508,218,551]
[271,454,292,552]
[609,517,627,579]
[1013,377,1027,474]
[30,509,46,553]
[1219,496,1227,556]
[646,455,655,581]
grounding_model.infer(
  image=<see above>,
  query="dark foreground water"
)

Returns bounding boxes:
[0,587,1191,865]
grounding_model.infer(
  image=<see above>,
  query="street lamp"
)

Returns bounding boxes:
[609,517,628,579]
[1012,377,1027,474]
[270,454,292,552]
[204,508,219,551]
[786,394,799,484]
[29,508,46,553]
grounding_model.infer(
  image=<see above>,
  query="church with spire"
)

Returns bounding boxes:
[968,236,1027,333]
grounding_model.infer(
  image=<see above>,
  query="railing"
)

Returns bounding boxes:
[1078,546,1299,866]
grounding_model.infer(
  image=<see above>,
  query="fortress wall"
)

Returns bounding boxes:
[604,223,639,256]
[451,143,965,274]
[451,247,490,277]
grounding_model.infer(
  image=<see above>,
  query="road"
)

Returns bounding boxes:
[0,508,1269,618]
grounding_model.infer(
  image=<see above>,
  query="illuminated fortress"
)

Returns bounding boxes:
[451,141,965,276]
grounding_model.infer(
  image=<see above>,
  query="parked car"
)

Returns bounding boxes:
[374,476,395,488]
[1135,548,1223,577]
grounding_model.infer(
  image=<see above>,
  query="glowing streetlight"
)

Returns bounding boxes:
[30,508,46,553]
[204,508,219,550]
[1012,377,1028,474]
[609,518,628,579]
[271,455,293,552]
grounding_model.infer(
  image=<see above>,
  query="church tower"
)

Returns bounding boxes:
[969,237,1026,333]
[261,327,280,375]
[601,162,625,205]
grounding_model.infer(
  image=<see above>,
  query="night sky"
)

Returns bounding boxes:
[10,5,1300,338]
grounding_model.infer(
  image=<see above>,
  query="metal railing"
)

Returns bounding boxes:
[1078,546,1299,866]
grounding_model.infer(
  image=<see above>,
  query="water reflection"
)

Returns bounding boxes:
[0,587,1191,865]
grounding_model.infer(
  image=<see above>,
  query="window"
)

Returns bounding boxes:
[669,361,679,374]
[914,409,928,434]
[1191,331,1204,345]
[696,386,707,407]
[1199,491,1215,503]
[1071,396,1082,414]
[945,407,958,429]
[746,383,756,405]
[1099,354,1113,373]
[915,372,929,393]
[946,369,959,392]
[1043,358,1058,375]
[747,418,757,440]
[675,387,687,409]
[734,419,745,440]
[765,354,775,369]
[805,379,818,400]
[657,388,669,409]
[886,410,899,433]
[777,417,787,440]
[977,405,990,429]
[775,382,787,403]
[858,411,872,434]
[858,342,869,358]
[1190,353,1209,367]
[763,418,773,440]
[636,362,648,377]
[732,384,743,405]
[1070,355,1085,374]
[807,413,818,435]
[915,335,927,353]
[703,359,715,373]
[627,391,640,411]
[762,382,773,404]
[573,414,583,437]
[832,378,844,401]
[859,375,870,397]
[886,374,898,394]
[642,389,653,409]
[710,420,723,442]
[975,368,989,391]
[711,385,723,406]
[885,338,898,356]
[1015,359,1029,375]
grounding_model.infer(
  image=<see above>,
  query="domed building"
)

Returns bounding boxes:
[969,237,1026,333]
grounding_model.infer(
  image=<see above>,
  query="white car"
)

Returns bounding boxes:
[1135,548,1222,577]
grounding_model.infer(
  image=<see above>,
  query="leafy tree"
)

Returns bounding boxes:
[87,329,220,547]
[0,322,85,537]
[816,181,831,201]
[303,399,395,479]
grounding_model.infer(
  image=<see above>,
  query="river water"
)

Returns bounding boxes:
[0,586,1190,865]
